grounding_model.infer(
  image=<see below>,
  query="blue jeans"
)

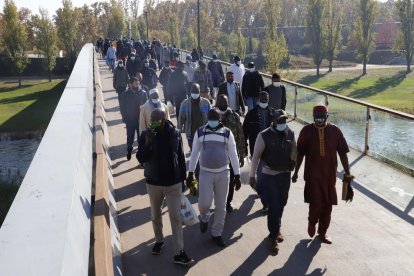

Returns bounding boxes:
[244,96,258,111]
[126,123,139,152]
[261,172,291,239]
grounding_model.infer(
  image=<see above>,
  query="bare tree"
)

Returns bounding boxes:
[325,0,342,72]
[395,0,414,72]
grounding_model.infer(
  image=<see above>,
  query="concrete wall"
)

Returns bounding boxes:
[0,44,94,275]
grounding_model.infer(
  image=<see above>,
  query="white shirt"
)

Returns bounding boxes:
[229,63,245,90]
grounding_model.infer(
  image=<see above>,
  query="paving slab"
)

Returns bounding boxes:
[99,60,414,276]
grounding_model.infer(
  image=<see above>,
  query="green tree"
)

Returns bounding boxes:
[394,0,414,72]
[263,34,289,74]
[168,14,180,46]
[1,0,30,87]
[236,30,246,60]
[306,0,327,76]
[354,0,378,75]
[107,1,125,39]
[76,4,99,48]
[55,0,79,68]
[325,0,342,72]
[34,9,58,82]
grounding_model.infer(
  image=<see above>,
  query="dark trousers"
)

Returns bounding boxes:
[308,203,333,236]
[175,97,185,118]
[226,164,235,206]
[116,87,126,107]
[261,172,291,239]
[126,123,139,152]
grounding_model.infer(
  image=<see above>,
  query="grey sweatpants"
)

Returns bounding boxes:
[198,169,230,237]
[146,182,183,255]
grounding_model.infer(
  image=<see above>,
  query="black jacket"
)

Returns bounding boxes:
[217,81,245,114]
[242,70,264,98]
[168,69,188,100]
[120,88,147,125]
[137,121,186,186]
[126,58,141,78]
[242,105,275,156]
[141,67,158,90]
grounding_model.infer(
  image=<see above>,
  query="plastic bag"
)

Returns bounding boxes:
[180,194,199,226]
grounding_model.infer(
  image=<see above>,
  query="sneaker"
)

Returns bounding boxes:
[174,250,195,266]
[277,232,284,243]
[126,150,132,161]
[151,242,164,255]
[200,220,208,233]
[270,239,279,254]
[212,236,226,247]
[261,206,268,214]
[226,204,234,213]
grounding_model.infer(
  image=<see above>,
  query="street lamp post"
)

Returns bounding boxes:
[145,10,149,40]
[197,0,200,49]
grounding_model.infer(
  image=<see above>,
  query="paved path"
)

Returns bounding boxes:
[99,60,414,276]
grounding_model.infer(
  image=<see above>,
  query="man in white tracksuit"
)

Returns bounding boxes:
[186,109,242,247]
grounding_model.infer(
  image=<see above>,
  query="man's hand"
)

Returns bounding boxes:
[234,175,241,191]
[292,172,298,183]
[249,177,256,190]
[186,172,194,188]
[146,128,156,145]
[239,158,244,168]
[343,174,355,184]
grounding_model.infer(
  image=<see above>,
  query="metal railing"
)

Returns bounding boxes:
[179,50,414,174]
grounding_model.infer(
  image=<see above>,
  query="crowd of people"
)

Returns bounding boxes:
[98,37,354,266]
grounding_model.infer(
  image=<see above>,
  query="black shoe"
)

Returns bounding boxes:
[174,250,195,266]
[226,204,234,213]
[126,150,132,161]
[200,220,208,233]
[212,236,226,247]
[151,242,164,255]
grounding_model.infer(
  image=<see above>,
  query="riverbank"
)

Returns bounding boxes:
[292,68,414,114]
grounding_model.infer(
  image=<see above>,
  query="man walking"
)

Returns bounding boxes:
[229,56,245,89]
[120,77,147,160]
[168,61,188,118]
[264,73,287,110]
[216,94,247,212]
[139,89,170,134]
[113,59,129,106]
[242,61,264,111]
[193,60,214,101]
[217,71,245,116]
[249,109,297,254]
[292,104,353,244]
[186,109,242,247]
[136,109,194,266]
[207,54,225,97]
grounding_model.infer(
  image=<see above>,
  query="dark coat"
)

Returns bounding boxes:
[241,70,264,98]
[120,88,147,125]
[207,60,225,87]
[168,69,188,100]
[137,121,186,186]
[141,67,158,90]
[217,81,245,114]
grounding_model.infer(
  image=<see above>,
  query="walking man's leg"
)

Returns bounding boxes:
[211,170,229,246]
[165,183,184,255]
[146,184,166,254]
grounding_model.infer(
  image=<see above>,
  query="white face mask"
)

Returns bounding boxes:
[258,102,268,109]
[276,123,287,131]
[236,61,241,66]
[249,67,255,72]
[273,82,281,87]
[131,56,136,61]
[151,99,160,105]
[191,93,200,100]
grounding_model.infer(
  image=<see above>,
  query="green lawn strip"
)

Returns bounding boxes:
[0,80,66,133]
[292,69,414,114]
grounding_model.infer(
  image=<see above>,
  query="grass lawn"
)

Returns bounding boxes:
[0,79,66,133]
[291,68,414,114]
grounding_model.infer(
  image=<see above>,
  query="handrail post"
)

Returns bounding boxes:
[364,107,371,155]
[294,86,298,119]
[324,95,329,106]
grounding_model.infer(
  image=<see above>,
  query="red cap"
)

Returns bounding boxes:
[313,104,328,115]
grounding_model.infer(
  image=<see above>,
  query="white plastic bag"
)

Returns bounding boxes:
[180,194,199,226]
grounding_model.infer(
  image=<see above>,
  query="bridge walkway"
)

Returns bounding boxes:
[98,60,414,276]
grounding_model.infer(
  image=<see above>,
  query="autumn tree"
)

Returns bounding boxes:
[34,9,58,82]
[325,0,342,72]
[107,1,125,39]
[1,0,30,87]
[394,0,414,72]
[354,0,378,75]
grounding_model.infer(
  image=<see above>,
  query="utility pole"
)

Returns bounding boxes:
[197,0,200,49]
[145,10,149,40]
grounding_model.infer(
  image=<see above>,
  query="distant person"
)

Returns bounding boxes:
[120,77,147,160]
[229,56,245,89]
[183,55,196,92]
[106,43,117,71]
[264,73,286,111]
[139,89,170,134]
[159,60,174,105]
[113,59,129,105]
[186,109,241,247]
[249,109,297,254]
[141,59,158,90]
[193,61,214,101]
[136,109,195,266]
[242,61,264,111]
[207,54,225,98]
[126,50,141,79]
[217,71,245,116]
[168,61,188,118]
[292,104,354,244]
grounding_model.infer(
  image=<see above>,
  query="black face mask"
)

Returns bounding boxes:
[217,105,228,112]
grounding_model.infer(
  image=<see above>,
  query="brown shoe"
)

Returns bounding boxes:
[270,239,279,254]
[319,234,332,244]
[308,223,316,238]
[277,232,284,243]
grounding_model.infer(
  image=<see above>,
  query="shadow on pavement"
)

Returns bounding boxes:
[115,178,147,202]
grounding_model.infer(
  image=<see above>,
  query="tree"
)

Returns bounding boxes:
[1,0,30,87]
[168,14,180,46]
[395,0,414,72]
[306,0,327,76]
[107,1,125,39]
[34,9,58,82]
[55,0,79,68]
[76,4,99,48]
[354,0,378,75]
[263,33,289,74]
[19,8,35,51]
[325,0,342,72]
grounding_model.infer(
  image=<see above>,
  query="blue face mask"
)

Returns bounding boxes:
[276,123,286,131]
[208,120,219,128]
